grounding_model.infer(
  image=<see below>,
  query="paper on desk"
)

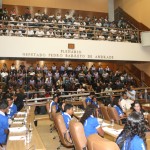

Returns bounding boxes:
[17,112,27,115]
[12,121,23,124]
[9,127,27,132]
[102,127,123,136]
[14,117,25,120]
[9,136,25,141]
[102,122,110,127]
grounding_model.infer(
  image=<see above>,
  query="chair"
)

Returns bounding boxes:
[82,100,87,109]
[69,120,87,150]
[147,114,150,127]
[55,114,73,149]
[87,134,120,150]
[101,106,111,121]
[46,101,57,132]
[107,106,125,125]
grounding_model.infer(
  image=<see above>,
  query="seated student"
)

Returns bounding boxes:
[80,104,104,138]
[116,112,146,150]
[120,93,134,112]
[85,92,95,106]
[132,100,145,114]
[6,96,17,119]
[62,104,73,129]
[91,96,99,108]
[49,94,59,113]
[113,97,125,118]
[57,100,65,115]
[0,101,9,145]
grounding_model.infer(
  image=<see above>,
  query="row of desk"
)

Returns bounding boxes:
[6,106,46,150]
[73,109,150,150]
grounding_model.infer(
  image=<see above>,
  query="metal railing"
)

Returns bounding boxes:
[0,20,142,43]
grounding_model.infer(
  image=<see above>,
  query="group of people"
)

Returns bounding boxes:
[0,81,149,150]
[0,7,139,42]
[0,62,139,98]
[48,90,148,150]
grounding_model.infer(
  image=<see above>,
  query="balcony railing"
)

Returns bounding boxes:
[0,20,141,43]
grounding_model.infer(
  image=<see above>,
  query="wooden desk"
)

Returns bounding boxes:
[143,104,150,112]
[65,100,83,106]
[73,111,150,150]
[6,106,46,150]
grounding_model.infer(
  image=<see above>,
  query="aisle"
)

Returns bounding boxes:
[36,119,72,150]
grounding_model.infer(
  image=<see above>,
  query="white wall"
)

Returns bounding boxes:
[0,36,150,61]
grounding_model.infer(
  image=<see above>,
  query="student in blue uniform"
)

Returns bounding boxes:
[7,96,17,119]
[49,94,59,113]
[91,96,99,108]
[113,97,125,118]
[0,101,9,145]
[116,111,146,150]
[85,92,95,106]
[62,104,73,129]
[57,100,65,115]
[80,104,104,138]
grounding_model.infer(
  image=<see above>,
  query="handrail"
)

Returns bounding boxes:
[23,87,150,102]
[0,20,142,43]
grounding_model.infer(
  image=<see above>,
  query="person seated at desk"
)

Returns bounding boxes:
[91,96,99,108]
[57,100,65,115]
[6,96,17,119]
[85,92,95,106]
[132,100,145,114]
[113,97,126,119]
[80,104,104,138]
[49,94,59,113]
[62,104,73,129]
[0,101,9,145]
[116,112,146,150]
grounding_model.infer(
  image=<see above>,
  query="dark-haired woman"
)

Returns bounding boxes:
[80,104,104,138]
[113,98,126,118]
[132,100,145,114]
[116,112,146,150]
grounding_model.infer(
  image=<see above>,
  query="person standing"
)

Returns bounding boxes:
[0,101,9,145]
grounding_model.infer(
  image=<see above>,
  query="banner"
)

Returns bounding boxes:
[0,36,150,61]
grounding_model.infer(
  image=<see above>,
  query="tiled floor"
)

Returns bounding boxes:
[36,118,72,150]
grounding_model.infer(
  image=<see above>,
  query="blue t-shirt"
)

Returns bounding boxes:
[0,112,9,144]
[85,96,92,104]
[114,105,123,116]
[84,115,100,137]
[62,112,72,129]
[91,101,99,108]
[50,101,58,112]
[122,135,146,150]
[7,103,17,118]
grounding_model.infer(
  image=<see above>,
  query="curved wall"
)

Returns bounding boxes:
[115,0,150,28]
[2,0,108,12]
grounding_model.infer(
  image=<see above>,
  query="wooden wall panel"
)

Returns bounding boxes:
[2,0,108,13]
[2,5,108,18]
[0,59,124,72]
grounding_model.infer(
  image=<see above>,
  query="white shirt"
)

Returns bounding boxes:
[36,30,44,37]
[1,72,8,77]
[127,90,136,100]
[27,30,34,36]
[0,110,5,116]
[120,99,133,111]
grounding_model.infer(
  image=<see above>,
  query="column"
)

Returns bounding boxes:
[108,0,114,22]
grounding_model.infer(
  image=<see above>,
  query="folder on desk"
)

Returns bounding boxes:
[9,127,27,132]
[9,136,25,141]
